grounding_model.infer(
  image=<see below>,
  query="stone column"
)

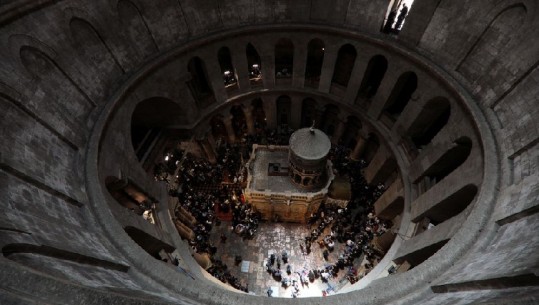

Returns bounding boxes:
[331,116,347,145]
[290,95,302,130]
[202,53,227,104]
[318,43,339,93]
[222,115,236,143]
[367,64,407,119]
[230,43,250,92]
[262,95,277,129]
[293,36,308,88]
[350,134,367,160]
[197,134,217,164]
[242,105,256,135]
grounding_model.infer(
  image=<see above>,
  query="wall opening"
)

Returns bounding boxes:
[275,38,294,79]
[408,97,451,149]
[358,55,388,100]
[246,43,262,86]
[383,71,417,122]
[218,47,237,89]
[187,57,214,107]
[305,38,325,88]
[332,44,357,88]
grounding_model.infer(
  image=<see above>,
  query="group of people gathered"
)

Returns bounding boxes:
[154,126,392,296]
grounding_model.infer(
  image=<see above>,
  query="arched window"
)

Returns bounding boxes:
[332,44,357,87]
[187,57,213,100]
[275,39,294,78]
[305,39,325,88]
[358,55,388,99]
[382,0,414,34]
[246,43,262,86]
[383,71,417,120]
[218,47,237,88]
[408,97,451,149]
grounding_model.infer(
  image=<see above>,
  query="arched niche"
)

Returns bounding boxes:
[331,44,357,87]
[275,38,294,78]
[383,71,418,121]
[408,97,451,149]
[131,97,183,161]
[117,0,157,59]
[305,38,325,88]
[416,137,473,185]
[187,56,213,102]
[416,184,478,225]
[358,55,388,99]
[276,95,292,126]
[457,4,527,82]
[124,226,175,260]
[246,43,262,86]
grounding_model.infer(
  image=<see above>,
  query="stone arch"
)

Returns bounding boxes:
[275,38,294,78]
[358,54,388,99]
[124,226,175,260]
[69,17,125,74]
[131,97,183,160]
[416,137,473,185]
[117,0,158,59]
[305,38,325,88]
[187,56,213,102]
[408,97,451,149]
[218,46,237,88]
[383,71,418,120]
[332,44,357,87]
[415,184,478,225]
[457,3,527,82]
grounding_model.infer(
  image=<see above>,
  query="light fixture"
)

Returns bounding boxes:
[164,155,169,161]
[224,70,231,75]
[252,64,259,68]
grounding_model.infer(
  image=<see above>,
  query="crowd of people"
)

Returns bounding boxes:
[262,144,392,297]
[153,126,392,296]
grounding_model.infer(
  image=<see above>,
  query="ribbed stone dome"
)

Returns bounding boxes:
[289,128,331,161]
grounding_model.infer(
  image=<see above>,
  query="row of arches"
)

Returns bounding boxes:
[184,39,392,108]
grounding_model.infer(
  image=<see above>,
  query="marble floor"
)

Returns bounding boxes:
[208,220,361,298]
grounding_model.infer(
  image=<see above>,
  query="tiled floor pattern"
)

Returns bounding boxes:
[209,221,360,298]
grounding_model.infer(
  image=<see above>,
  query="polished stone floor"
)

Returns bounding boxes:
[208,220,364,298]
